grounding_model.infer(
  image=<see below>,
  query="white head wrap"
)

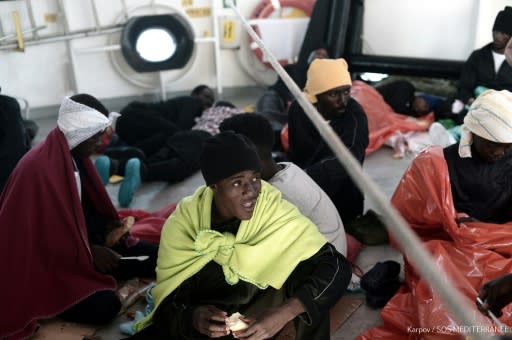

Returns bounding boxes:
[57,96,110,149]
[459,89,512,158]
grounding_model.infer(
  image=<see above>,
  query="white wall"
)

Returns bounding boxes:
[1,0,263,108]
[363,0,512,60]
[1,0,512,108]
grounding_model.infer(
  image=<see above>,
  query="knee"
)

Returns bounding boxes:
[94,291,122,323]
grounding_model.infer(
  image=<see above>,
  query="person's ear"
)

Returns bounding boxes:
[209,184,217,191]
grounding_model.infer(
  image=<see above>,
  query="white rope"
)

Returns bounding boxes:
[225,1,491,339]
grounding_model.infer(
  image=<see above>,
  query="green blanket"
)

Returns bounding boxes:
[135,181,326,331]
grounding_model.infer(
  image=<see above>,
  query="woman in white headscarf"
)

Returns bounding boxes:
[444,89,512,223]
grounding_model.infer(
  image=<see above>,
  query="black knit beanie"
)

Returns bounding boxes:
[493,6,512,35]
[200,131,261,185]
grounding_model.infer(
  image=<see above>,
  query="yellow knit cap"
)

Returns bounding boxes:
[303,58,352,103]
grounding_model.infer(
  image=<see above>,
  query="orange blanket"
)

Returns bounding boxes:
[350,81,434,155]
[358,147,512,339]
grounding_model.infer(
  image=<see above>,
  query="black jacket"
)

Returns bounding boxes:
[457,43,512,103]
[151,237,350,339]
[444,143,512,224]
[287,98,369,222]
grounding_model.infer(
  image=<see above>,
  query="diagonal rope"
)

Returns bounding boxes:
[225,1,490,339]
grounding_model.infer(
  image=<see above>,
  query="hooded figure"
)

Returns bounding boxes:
[0,94,158,340]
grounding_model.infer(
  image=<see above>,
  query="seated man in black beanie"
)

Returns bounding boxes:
[126,131,351,340]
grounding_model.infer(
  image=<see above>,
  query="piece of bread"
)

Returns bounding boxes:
[228,312,249,332]
[105,216,135,247]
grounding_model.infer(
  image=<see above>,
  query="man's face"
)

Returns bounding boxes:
[492,30,511,53]
[412,97,430,116]
[313,48,329,60]
[212,170,261,222]
[316,85,351,120]
[195,87,215,111]
[71,131,104,158]
[473,134,512,163]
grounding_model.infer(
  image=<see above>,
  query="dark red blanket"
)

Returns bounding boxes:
[0,128,117,339]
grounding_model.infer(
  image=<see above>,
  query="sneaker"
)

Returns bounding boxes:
[360,261,401,308]
[118,158,141,207]
[360,261,401,294]
[94,155,111,185]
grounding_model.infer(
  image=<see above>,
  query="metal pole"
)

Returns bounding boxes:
[74,44,121,54]
[56,0,78,93]
[120,0,129,20]
[226,1,491,339]
[89,0,101,31]
[211,0,223,96]
[25,0,39,39]
[0,26,123,50]
[159,71,166,101]
[0,25,46,43]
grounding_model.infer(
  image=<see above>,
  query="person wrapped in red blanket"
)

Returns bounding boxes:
[0,94,158,340]
[359,89,512,339]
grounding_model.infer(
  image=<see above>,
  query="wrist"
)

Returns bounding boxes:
[281,298,305,321]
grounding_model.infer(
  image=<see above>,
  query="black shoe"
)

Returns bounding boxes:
[360,261,401,309]
[365,280,401,309]
[360,261,401,294]
[345,210,389,245]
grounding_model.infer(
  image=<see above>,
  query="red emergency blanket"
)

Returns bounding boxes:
[358,146,512,339]
[120,203,177,244]
[350,81,434,155]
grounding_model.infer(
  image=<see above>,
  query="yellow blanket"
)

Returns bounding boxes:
[135,181,326,331]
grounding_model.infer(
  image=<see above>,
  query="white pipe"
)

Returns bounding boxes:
[74,44,121,54]
[226,1,490,339]
[211,0,223,96]
[89,0,101,31]
[120,0,129,20]
[56,0,79,93]
[159,71,166,101]
[0,25,46,43]
[25,0,39,39]
[0,26,123,50]
[195,37,217,43]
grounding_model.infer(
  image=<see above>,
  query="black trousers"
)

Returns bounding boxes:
[116,97,203,156]
[116,109,180,156]
[59,290,122,324]
[144,130,211,183]
[306,160,364,224]
[58,241,158,324]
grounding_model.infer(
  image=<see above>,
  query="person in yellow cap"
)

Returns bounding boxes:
[287,58,369,226]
